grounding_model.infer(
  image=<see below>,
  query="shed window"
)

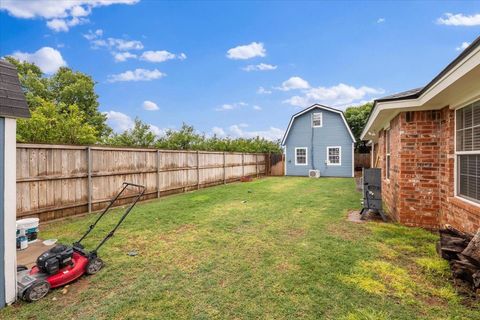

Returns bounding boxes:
[385,129,391,180]
[312,113,322,127]
[456,100,480,203]
[295,147,308,165]
[327,146,341,165]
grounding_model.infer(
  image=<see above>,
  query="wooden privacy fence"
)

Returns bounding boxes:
[269,153,284,176]
[354,152,371,169]
[16,143,268,222]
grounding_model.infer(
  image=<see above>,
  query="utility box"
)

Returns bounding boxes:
[360,168,386,221]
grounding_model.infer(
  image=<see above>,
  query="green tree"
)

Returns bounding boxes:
[16,99,97,144]
[106,118,157,147]
[156,123,206,150]
[155,123,282,153]
[50,67,110,137]
[5,57,110,140]
[345,102,373,143]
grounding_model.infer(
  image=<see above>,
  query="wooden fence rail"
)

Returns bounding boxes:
[16,143,268,222]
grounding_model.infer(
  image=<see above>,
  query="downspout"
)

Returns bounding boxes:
[311,126,315,170]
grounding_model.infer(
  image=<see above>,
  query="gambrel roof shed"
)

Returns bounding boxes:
[281,104,355,145]
[0,60,30,119]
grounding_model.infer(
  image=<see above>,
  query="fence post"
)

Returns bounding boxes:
[241,153,244,178]
[156,149,160,198]
[255,153,259,178]
[223,152,226,184]
[267,152,271,176]
[196,151,200,190]
[87,146,92,213]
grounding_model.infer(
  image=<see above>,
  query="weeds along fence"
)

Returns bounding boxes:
[16,144,269,222]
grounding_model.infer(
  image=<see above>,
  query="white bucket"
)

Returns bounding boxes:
[17,218,39,243]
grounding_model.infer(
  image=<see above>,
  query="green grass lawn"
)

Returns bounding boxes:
[2,177,478,319]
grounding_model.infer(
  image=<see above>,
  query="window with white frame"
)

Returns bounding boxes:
[327,146,341,165]
[312,112,322,127]
[385,129,391,179]
[456,100,480,203]
[295,147,308,165]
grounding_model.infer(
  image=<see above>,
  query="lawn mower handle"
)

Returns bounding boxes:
[74,182,146,252]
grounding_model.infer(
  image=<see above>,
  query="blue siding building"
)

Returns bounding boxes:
[281,104,355,177]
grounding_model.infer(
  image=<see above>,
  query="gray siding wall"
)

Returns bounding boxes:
[0,118,5,307]
[284,108,353,177]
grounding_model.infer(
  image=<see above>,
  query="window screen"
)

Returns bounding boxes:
[327,147,341,165]
[296,148,307,165]
[312,113,322,127]
[456,100,480,203]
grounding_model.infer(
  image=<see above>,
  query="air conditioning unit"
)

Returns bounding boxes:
[308,170,320,178]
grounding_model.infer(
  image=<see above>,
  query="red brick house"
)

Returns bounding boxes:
[361,37,480,233]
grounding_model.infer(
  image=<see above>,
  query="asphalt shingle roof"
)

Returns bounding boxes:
[0,60,30,119]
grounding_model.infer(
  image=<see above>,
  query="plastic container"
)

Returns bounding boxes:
[17,218,39,243]
[16,236,28,250]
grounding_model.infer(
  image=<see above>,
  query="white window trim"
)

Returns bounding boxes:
[454,102,480,204]
[312,112,323,128]
[295,147,308,166]
[326,146,341,166]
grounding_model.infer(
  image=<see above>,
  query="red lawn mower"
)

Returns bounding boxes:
[16,182,145,302]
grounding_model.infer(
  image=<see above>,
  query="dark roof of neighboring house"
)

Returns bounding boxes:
[376,87,424,101]
[0,59,30,119]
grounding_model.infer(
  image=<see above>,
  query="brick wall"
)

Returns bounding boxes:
[376,107,480,232]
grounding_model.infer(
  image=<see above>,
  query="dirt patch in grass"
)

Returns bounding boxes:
[276,261,299,273]
[286,228,306,239]
[325,222,368,241]
[346,210,365,223]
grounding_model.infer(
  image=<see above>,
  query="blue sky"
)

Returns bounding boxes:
[1,1,479,140]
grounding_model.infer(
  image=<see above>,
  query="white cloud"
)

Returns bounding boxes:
[283,83,384,109]
[105,110,165,136]
[142,100,159,111]
[148,124,166,137]
[228,124,283,141]
[107,68,166,82]
[84,29,103,40]
[456,41,471,51]
[140,50,187,62]
[105,38,144,51]
[215,102,247,111]
[84,30,186,64]
[84,29,143,51]
[105,110,134,131]
[46,17,88,32]
[211,126,226,137]
[0,0,139,32]
[253,105,262,111]
[11,46,66,74]
[257,86,272,94]
[377,18,385,23]
[242,63,277,72]
[277,76,310,91]
[226,42,266,60]
[113,51,137,62]
[437,13,480,26]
